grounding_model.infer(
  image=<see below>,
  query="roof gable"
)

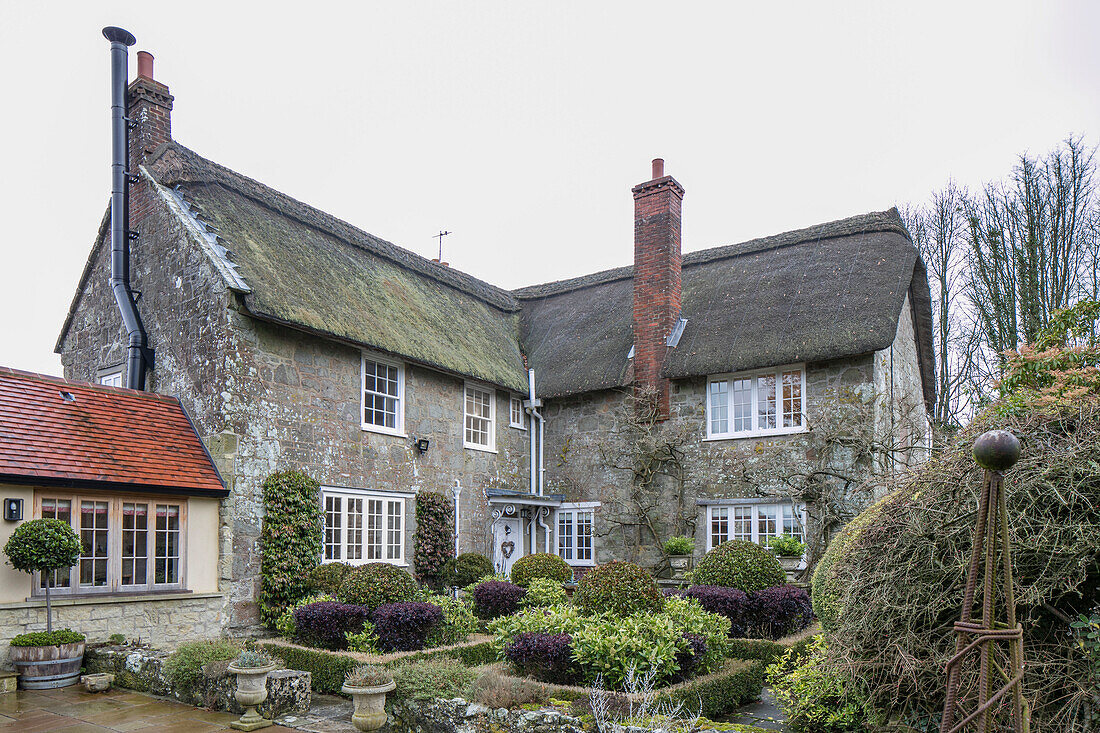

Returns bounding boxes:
[0,368,227,496]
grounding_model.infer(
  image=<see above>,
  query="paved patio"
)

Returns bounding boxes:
[0,685,300,733]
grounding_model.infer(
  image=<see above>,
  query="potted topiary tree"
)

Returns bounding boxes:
[227,648,279,730]
[342,664,395,731]
[3,518,84,688]
[767,534,807,579]
[662,536,695,578]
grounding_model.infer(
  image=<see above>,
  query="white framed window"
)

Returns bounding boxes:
[706,365,806,439]
[464,383,496,451]
[361,353,405,436]
[321,487,409,565]
[35,493,186,595]
[557,502,599,566]
[99,370,123,388]
[509,395,527,429]
[705,502,805,552]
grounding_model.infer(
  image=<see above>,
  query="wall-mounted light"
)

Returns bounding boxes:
[4,498,23,522]
[413,438,430,455]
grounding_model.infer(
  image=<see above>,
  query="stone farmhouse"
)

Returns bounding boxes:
[52,51,934,638]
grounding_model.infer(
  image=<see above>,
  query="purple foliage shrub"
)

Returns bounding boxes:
[372,601,444,651]
[672,633,708,682]
[292,601,371,650]
[504,632,577,684]
[678,585,750,638]
[746,584,813,639]
[472,580,527,620]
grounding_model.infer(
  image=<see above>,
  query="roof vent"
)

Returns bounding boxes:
[60,391,76,402]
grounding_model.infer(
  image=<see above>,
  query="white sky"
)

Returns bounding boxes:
[2,1,1098,376]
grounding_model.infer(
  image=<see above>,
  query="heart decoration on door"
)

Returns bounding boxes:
[500,540,515,559]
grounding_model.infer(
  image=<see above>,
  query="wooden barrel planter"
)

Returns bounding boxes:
[10,641,85,689]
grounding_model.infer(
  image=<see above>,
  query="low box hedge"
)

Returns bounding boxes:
[658,658,766,718]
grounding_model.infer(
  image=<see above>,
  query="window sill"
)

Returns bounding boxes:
[464,443,498,454]
[361,425,408,438]
[565,561,596,567]
[3,590,221,610]
[509,423,527,431]
[322,559,408,568]
[704,426,808,442]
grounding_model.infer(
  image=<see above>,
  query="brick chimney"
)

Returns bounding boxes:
[127,51,174,171]
[632,158,684,418]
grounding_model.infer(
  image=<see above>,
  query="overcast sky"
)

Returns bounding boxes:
[2,1,1098,376]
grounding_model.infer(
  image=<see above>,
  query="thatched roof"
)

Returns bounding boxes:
[516,209,935,404]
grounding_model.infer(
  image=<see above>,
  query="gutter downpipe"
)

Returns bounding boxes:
[103,26,152,390]
[452,479,461,558]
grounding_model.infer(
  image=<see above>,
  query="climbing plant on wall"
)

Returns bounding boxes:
[414,491,453,588]
[259,469,323,627]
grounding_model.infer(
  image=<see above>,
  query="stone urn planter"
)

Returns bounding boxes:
[342,679,396,731]
[227,661,278,731]
[667,555,693,579]
[10,639,85,689]
[777,554,802,580]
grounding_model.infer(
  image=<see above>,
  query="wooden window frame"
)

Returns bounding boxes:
[463,382,496,452]
[705,364,807,440]
[320,487,411,567]
[361,352,406,437]
[557,502,599,567]
[509,395,527,430]
[705,502,806,554]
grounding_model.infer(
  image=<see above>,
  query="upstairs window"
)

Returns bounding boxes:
[322,488,406,565]
[509,395,526,429]
[464,383,495,451]
[361,354,404,436]
[707,365,805,439]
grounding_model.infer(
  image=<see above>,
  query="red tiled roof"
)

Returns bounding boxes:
[0,367,227,497]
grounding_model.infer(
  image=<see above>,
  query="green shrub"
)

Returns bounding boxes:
[424,593,479,646]
[510,553,572,587]
[10,629,85,646]
[259,470,323,627]
[4,518,81,633]
[345,625,380,653]
[663,536,695,555]
[107,633,126,645]
[259,643,357,694]
[337,563,417,610]
[414,492,453,586]
[275,593,336,639]
[661,659,768,719]
[766,534,806,557]
[573,560,664,617]
[520,577,568,608]
[163,639,241,691]
[810,497,887,632]
[389,657,477,701]
[693,540,786,593]
[443,553,494,588]
[307,562,353,596]
[767,636,880,732]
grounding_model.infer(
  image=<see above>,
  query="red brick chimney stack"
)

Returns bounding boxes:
[632,158,685,418]
[127,50,173,171]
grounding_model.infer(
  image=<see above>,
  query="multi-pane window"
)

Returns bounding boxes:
[361,355,403,435]
[99,371,123,388]
[706,366,805,438]
[707,503,805,554]
[464,384,495,450]
[510,395,526,429]
[558,503,598,566]
[35,494,185,594]
[321,489,406,565]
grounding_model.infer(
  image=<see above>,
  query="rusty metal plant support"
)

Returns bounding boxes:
[940,430,1029,733]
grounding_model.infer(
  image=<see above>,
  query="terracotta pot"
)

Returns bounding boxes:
[227,662,277,731]
[10,641,85,689]
[342,679,396,731]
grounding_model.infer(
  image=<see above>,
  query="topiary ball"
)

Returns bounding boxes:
[3,518,81,574]
[510,552,572,587]
[307,562,354,596]
[443,552,495,588]
[574,560,664,616]
[337,563,418,611]
[693,540,786,593]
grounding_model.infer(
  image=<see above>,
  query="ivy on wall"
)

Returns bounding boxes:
[413,491,453,587]
[259,469,323,627]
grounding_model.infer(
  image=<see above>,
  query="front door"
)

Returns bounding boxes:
[493,517,523,576]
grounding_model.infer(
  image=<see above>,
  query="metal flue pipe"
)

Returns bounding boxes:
[103,26,152,390]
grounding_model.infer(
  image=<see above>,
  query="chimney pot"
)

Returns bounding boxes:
[651,158,664,179]
[136,51,154,81]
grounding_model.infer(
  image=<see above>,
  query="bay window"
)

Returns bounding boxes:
[36,494,186,594]
[706,365,806,439]
[321,487,408,565]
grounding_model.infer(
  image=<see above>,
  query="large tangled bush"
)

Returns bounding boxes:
[573,560,664,616]
[693,540,787,592]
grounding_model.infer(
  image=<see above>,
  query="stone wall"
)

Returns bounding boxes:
[390,697,585,733]
[0,592,227,670]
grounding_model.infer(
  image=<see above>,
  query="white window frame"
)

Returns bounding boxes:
[463,382,496,452]
[509,395,527,430]
[705,364,807,440]
[33,492,187,596]
[703,501,806,555]
[361,352,406,437]
[98,369,123,388]
[320,487,411,566]
[556,501,599,567]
